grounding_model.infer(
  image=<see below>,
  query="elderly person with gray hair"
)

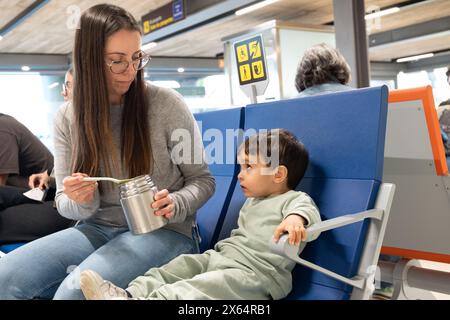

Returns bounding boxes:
[438,66,450,108]
[437,66,450,166]
[295,43,352,97]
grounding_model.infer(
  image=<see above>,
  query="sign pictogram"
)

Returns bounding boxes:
[234,35,267,86]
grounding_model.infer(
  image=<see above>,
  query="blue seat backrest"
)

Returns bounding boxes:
[218,86,389,299]
[193,107,244,252]
[0,243,26,254]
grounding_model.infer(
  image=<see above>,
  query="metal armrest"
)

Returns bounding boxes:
[269,208,384,289]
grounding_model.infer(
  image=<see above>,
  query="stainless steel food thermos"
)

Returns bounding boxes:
[119,175,167,235]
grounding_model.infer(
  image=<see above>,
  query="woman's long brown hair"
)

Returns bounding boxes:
[72,4,151,180]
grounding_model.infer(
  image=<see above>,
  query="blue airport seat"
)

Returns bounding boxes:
[217,86,393,299]
[193,107,244,252]
[0,242,27,256]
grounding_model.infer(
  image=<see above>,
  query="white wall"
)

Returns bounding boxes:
[279,28,335,99]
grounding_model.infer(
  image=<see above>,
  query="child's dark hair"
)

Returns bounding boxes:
[241,129,309,189]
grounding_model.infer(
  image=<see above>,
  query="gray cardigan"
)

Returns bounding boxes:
[297,82,353,97]
[53,83,215,238]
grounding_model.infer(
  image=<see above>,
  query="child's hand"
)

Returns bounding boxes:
[273,214,307,246]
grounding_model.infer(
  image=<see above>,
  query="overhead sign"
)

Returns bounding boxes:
[142,0,185,35]
[234,35,268,86]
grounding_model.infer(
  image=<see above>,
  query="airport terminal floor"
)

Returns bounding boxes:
[0,0,449,302]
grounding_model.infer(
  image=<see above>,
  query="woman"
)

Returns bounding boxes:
[0,4,215,300]
[295,43,352,97]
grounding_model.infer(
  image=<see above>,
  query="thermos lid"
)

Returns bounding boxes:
[119,174,156,197]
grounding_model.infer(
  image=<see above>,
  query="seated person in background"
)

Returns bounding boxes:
[438,66,450,108]
[61,68,73,102]
[295,43,352,97]
[80,129,321,300]
[0,113,54,190]
[437,66,450,168]
[0,113,73,244]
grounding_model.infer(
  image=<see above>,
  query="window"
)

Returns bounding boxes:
[147,74,230,114]
[397,68,450,107]
[0,73,64,153]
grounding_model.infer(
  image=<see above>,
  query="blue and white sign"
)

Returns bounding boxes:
[173,0,184,21]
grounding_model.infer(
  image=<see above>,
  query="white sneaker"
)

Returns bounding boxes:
[80,270,129,300]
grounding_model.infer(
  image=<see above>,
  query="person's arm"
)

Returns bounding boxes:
[0,131,20,186]
[53,105,100,220]
[0,174,7,186]
[164,92,216,224]
[278,192,321,243]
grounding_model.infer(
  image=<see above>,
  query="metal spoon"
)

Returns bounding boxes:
[82,177,134,184]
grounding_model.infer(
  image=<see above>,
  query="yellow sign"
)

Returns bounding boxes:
[239,64,252,82]
[234,35,267,85]
[143,21,151,34]
[249,41,261,59]
[251,61,265,79]
[141,0,186,35]
[236,45,249,63]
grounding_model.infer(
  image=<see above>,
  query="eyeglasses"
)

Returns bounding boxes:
[105,51,150,74]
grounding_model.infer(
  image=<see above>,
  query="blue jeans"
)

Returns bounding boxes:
[0,222,199,300]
